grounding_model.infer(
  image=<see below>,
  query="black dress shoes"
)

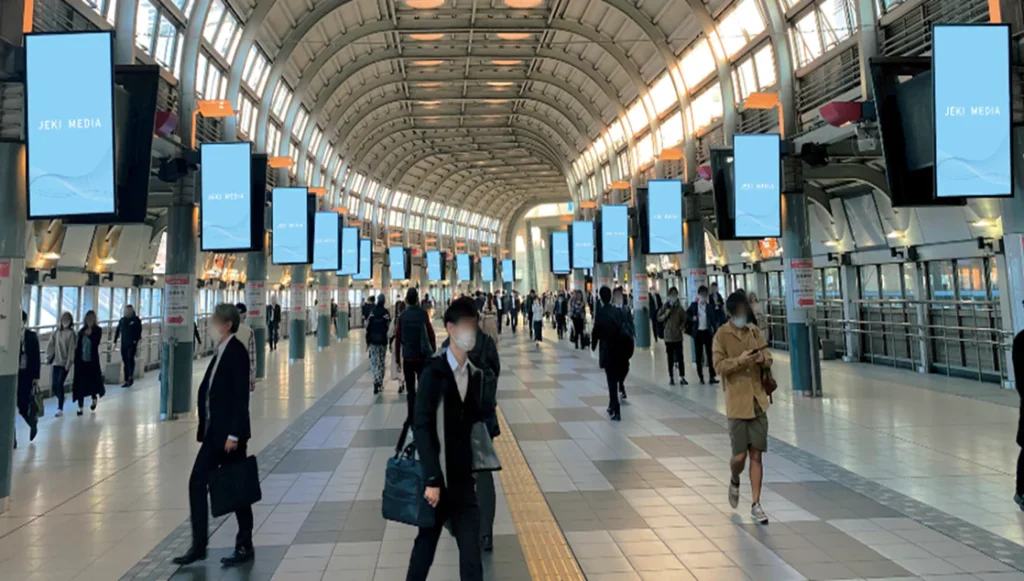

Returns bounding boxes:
[172,547,207,565]
[221,546,255,567]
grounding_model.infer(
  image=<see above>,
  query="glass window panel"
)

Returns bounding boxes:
[60,287,78,320]
[823,267,841,298]
[112,289,127,324]
[733,58,758,102]
[650,74,677,115]
[267,123,282,155]
[608,120,626,146]
[859,266,879,299]
[791,11,824,67]
[680,39,716,88]
[880,263,902,298]
[303,158,314,181]
[659,111,684,148]
[956,258,986,301]
[239,96,257,137]
[135,0,158,53]
[154,16,178,70]
[690,83,723,131]
[212,10,237,56]
[626,99,648,135]
[225,27,242,62]
[989,259,999,298]
[928,261,955,300]
[716,0,766,58]
[293,107,310,138]
[39,287,59,328]
[753,43,777,88]
[271,81,294,119]
[634,133,654,166]
[819,0,855,47]
[309,126,323,155]
[203,0,224,43]
[105,0,118,24]
[173,31,185,78]
[195,52,209,96]
[903,263,918,299]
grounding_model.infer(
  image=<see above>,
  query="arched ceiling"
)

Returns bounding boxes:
[221,0,727,244]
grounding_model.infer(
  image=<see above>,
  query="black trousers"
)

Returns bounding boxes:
[402,359,426,427]
[510,312,518,333]
[497,312,504,334]
[605,366,626,415]
[571,318,585,349]
[407,483,483,581]
[556,315,567,339]
[1017,447,1024,497]
[188,439,253,550]
[122,344,137,381]
[695,330,716,381]
[533,321,543,342]
[16,376,36,428]
[665,341,684,380]
[269,323,280,349]
[477,471,495,541]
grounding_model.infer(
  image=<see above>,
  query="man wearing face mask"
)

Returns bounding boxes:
[174,304,255,566]
[713,292,772,525]
[686,286,718,385]
[407,298,488,581]
[114,305,143,388]
[657,287,688,386]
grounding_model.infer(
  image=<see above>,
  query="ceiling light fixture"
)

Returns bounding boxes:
[503,0,542,7]
[740,251,751,258]
[972,219,992,228]
[823,240,839,247]
[405,0,444,9]
[41,252,61,260]
[412,60,445,66]
[491,59,522,66]
[487,81,514,87]
[497,32,532,40]
[409,33,444,41]
[416,82,443,88]
[886,231,903,239]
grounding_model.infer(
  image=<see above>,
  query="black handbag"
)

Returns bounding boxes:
[209,455,262,518]
[470,422,501,472]
[382,425,436,528]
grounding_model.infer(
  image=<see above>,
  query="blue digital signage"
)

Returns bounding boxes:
[312,212,340,271]
[933,24,1012,198]
[551,231,570,274]
[389,246,408,281]
[601,205,629,263]
[646,180,683,254]
[572,221,595,269]
[733,134,782,238]
[502,259,515,282]
[427,250,443,281]
[25,31,117,219]
[338,226,359,275]
[271,187,310,265]
[199,142,253,252]
[457,253,471,282]
[353,238,372,280]
[481,257,495,282]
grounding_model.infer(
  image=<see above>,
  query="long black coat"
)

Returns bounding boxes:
[72,326,105,401]
[197,337,252,445]
[591,302,630,371]
[17,330,41,416]
[1013,330,1024,446]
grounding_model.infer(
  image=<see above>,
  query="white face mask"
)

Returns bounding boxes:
[210,325,226,344]
[733,316,748,329]
[453,329,476,351]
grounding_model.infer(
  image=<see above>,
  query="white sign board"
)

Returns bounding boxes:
[687,267,707,301]
[164,275,193,328]
[633,273,649,308]
[246,280,266,329]
[290,284,306,312]
[788,258,816,309]
[0,259,14,351]
[317,286,330,313]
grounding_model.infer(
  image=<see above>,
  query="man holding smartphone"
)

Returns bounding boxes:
[712,292,773,524]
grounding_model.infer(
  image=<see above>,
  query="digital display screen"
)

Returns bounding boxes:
[199,142,253,252]
[312,212,340,271]
[481,257,495,282]
[271,187,310,265]
[647,180,683,254]
[933,24,1012,198]
[572,221,595,269]
[601,205,629,263]
[339,226,359,275]
[502,259,515,282]
[25,32,117,219]
[457,253,471,282]
[389,246,407,281]
[551,231,570,274]
[733,134,782,238]
[353,238,372,280]
[427,250,442,281]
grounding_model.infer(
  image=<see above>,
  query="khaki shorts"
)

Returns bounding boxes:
[728,402,768,456]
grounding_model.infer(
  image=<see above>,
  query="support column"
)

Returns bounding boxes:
[782,187,822,396]
[381,261,392,306]
[337,275,350,340]
[246,241,268,380]
[289,267,308,361]
[316,273,331,351]
[629,170,654,350]
[839,263,861,362]
[683,197,708,302]
[0,143,28,513]
[160,187,197,418]
[525,220,538,292]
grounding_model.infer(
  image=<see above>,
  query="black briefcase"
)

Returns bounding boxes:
[209,455,262,518]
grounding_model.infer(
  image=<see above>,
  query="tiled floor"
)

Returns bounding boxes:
[2,322,1024,581]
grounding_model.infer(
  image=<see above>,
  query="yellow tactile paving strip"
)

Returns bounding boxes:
[493,407,586,581]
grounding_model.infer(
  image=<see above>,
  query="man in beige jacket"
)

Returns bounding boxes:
[712,292,773,524]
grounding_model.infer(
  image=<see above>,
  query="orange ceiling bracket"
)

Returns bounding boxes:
[268,156,294,169]
[743,92,786,139]
[659,148,683,161]
[988,0,1001,21]
[333,206,348,215]
[580,201,597,209]
[191,99,236,150]
[610,180,630,189]
[309,187,327,197]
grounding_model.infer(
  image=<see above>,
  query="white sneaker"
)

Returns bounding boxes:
[55,410,63,418]
[751,502,768,524]
[728,478,740,508]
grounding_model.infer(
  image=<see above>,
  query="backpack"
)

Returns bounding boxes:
[617,312,635,360]
[366,314,389,345]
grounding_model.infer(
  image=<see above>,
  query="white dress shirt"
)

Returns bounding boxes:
[697,301,709,331]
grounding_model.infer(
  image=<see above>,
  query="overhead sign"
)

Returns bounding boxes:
[271,187,311,265]
[25,31,117,219]
[199,142,254,252]
[646,180,683,254]
[733,133,782,238]
[353,238,372,281]
[338,226,359,275]
[312,211,341,271]
[427,250,443,281]
[601,204,629,263]
[501,258,515,282]
[932,24,1013,198]
[456,253,471,282]
[572,221,595,269]
[551,231,570,274]
[389,246,408,281]
[481,256,495,282]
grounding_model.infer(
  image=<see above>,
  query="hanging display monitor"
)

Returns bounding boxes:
[353,238,372,280]
[389,246,409,281]
[457,253,472,282]
[550,231,571,274]
[481,257,495,282]
[572,221,595,269]
[502,258,515,282]
[733,134,782,238]
[932,24,1013,198]
[199,142,257,252]
[426,250,443,281]
[600,204,629,263]
[312,212,341,271]
[644,179,683,254]
[338,226,359,275]
[25,31,117,219]
[271,187,313,265]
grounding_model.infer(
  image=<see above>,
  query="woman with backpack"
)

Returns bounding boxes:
[365,295,391,395]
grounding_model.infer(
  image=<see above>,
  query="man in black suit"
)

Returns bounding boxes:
[591,287,633,422]
[174,304,254,568]
[685,286,718,385]
[16,311,40,447]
